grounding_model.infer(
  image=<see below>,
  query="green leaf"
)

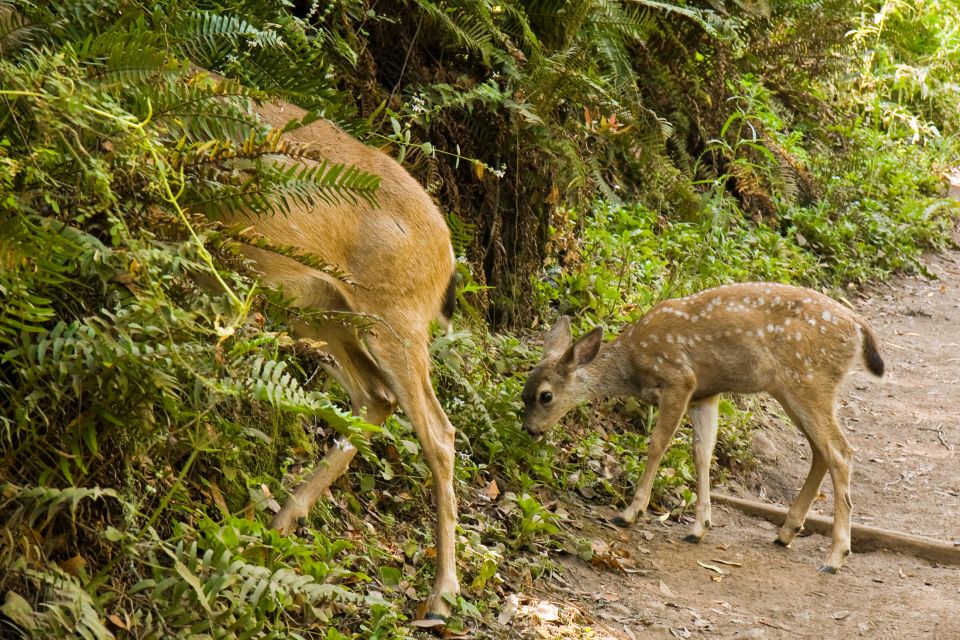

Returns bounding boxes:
[174,559,212,613]
[1,592,37,631]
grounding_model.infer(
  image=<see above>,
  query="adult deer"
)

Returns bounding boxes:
[216,78,459,619]
[521,282,884,573]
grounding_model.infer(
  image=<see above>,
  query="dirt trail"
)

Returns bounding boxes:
[505,247,960,639]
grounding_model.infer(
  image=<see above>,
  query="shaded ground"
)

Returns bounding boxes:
[495,245,960,639]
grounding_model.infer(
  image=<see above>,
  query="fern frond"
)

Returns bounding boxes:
[73,24,181,87]
[624,0,718,35]
[2,483,118,530]
[410,0,497,62]
[0,3,41,57]
[183,152,380,218]
[220,224,353,283]
[173,11,276,65]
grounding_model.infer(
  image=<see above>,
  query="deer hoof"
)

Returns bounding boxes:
[817,565,839,574]
[610,516,631,527]
[773,538,791,548]
[683,533,703,544]
[414,593,452,626]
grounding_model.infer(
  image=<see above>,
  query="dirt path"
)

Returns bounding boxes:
[501,248,960,639]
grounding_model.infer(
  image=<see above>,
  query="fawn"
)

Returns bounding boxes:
[521,282,884,573]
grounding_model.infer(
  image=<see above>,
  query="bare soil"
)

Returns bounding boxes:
[497,248,960,639]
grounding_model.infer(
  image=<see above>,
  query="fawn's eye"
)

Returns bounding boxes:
[539,390,553,405]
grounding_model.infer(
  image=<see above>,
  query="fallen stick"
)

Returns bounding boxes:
[713,494,960,566]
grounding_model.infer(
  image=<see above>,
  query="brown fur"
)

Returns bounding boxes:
[209,76,460,618]
[522,282,884,574]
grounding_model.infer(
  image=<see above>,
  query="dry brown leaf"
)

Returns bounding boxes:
[710,558,743,568]
[207,481,228,514]
[696,561,725,575]
[107,614,128,630]
[659,580,675,598]
[59,555,87,577]
[531,601,560,622]
[497,593,519,625]
[482,479,500,501]
[410,618,446,629]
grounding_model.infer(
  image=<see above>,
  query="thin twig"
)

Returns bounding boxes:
[919,423,952,450]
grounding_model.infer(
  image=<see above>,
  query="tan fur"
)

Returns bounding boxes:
[210,78,459,617]
[522,282,884,573]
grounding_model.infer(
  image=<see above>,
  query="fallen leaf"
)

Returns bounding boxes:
[532,601,560,622]
[59,555,87,577]
[207,481,228,514]
[497,594,519,625]
[711,558,743,568]
[697,561,725,575]
[659,580,675,598]
[832,610,851,620]
[410,618,446,629]
[107,614,128,630]
[482,479,500,501]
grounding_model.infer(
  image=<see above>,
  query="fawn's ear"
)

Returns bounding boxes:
[560,326,603,370]
[543,316,573,360]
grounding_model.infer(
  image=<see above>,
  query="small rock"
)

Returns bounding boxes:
[750,430,779,461]
[832,610,851,621]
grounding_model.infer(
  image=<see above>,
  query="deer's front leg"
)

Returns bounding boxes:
[614,381,694,526]
[685,394,720,543]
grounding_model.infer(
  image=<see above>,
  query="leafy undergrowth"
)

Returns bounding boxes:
[2,0,960,639]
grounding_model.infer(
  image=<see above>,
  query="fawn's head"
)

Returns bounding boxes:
[522,316,603,437]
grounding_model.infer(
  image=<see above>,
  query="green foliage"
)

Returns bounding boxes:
[0,4,397,637]
[2,0,960,637]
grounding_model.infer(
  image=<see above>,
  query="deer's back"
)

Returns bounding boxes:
[231,99,455,328]
[627,283,864,397]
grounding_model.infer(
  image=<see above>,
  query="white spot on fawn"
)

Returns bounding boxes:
[822,310,832,322]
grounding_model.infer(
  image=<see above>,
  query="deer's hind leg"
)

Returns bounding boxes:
[365,330,460,620]
[774,389,854,573]
[772,432,827,549]
[684,394,720,543]
[272,322,396,534]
